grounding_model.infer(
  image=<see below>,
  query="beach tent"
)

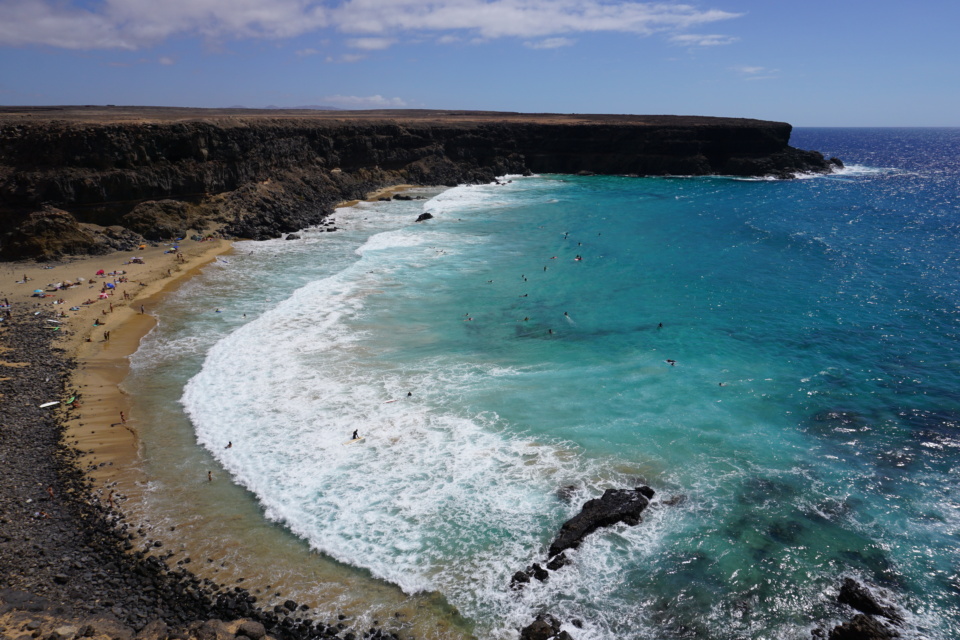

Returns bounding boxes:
[96,269,105,276]
[105,282,116,289]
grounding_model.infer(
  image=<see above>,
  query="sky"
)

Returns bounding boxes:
[0,1,958,126]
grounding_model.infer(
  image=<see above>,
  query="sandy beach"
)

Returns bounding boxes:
[1,236,232,495]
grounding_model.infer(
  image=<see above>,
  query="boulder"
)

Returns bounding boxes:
[548,487,654,557]
[237,620,266,640]
[135,619,168,640]
[838,578,902,623]
[415,212,433,222]
[828,614,899,640]
[519,613,573,640]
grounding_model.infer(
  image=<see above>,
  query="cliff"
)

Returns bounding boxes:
[0,107,840,261]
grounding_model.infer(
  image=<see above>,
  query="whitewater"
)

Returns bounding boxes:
[127,129,960,640]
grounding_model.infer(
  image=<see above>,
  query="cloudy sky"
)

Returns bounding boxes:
[0,0,957,125]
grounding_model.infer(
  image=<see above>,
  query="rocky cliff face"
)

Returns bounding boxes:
[0,108,839,260]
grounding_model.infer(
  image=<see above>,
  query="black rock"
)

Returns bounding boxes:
[838,579,902,624]
[545,552,568,572]
[548,486,654,557]
[286,233,301,240]
[415,212,434,222]
[828,614,899,640]
[519,613,573,640]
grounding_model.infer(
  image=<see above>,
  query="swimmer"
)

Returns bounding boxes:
[225,441,232,449]
[352,429,359,440]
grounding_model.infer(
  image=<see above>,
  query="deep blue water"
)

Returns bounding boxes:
[130,128,960,639]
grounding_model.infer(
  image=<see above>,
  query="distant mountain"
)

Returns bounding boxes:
[228,105,343,111]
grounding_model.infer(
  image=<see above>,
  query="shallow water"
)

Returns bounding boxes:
[127,130,960,639]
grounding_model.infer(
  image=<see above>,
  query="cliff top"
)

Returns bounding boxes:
[0,105,785,129]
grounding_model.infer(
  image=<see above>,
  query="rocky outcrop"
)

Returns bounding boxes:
[813,579,904,640]
[548,486,655,558]
[511,486,654,592]
[1,206,145,260]
[519,613,573,640]
[0,108,839,260]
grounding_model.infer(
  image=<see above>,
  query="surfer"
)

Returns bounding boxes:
[352,429,359,441]
[225,441,232,449]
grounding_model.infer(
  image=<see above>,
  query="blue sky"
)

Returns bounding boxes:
[0,1,957,126]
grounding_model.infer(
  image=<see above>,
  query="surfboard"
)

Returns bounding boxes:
[39,401,60,408]
[341,437,366,445]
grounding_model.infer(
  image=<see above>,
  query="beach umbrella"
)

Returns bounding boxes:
[96,269,105,276]
[98,293,109,299]
[105,282,116,289]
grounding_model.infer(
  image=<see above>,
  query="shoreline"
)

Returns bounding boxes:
[0,185,473,639]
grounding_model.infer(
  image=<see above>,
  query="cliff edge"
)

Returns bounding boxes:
[0,107,839,260]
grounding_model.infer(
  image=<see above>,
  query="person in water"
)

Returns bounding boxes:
[352,430,359,440]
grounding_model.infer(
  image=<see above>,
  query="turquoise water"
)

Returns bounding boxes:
[129,129,960,639]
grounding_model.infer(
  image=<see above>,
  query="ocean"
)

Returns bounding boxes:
[124,128,960,639]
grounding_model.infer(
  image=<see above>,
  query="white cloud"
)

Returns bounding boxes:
[319,94,408,108]
[0,0,743,51]
[158,56,175,65]
[524,37,576,50]
[297,47,321,57]
[346,37,395,50]
[670,33,738,46]
[730,65,779,80]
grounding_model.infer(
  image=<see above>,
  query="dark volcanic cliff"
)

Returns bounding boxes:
[0,107,839,260]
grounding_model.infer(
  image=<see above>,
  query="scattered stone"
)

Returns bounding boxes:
[415,213,433,222]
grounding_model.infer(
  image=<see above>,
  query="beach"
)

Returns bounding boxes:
[0,230,429,639]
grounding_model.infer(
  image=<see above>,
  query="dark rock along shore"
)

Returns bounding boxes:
[0,107,840,261]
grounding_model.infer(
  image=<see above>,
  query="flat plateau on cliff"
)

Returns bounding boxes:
[0,105,781,128]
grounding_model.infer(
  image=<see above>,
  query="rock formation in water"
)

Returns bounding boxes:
[0,107,841,261]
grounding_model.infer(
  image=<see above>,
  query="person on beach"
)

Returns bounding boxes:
[120,411,126,424]
[207,471,212,482]
[140,304,145,314]
[352,430,359,440]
